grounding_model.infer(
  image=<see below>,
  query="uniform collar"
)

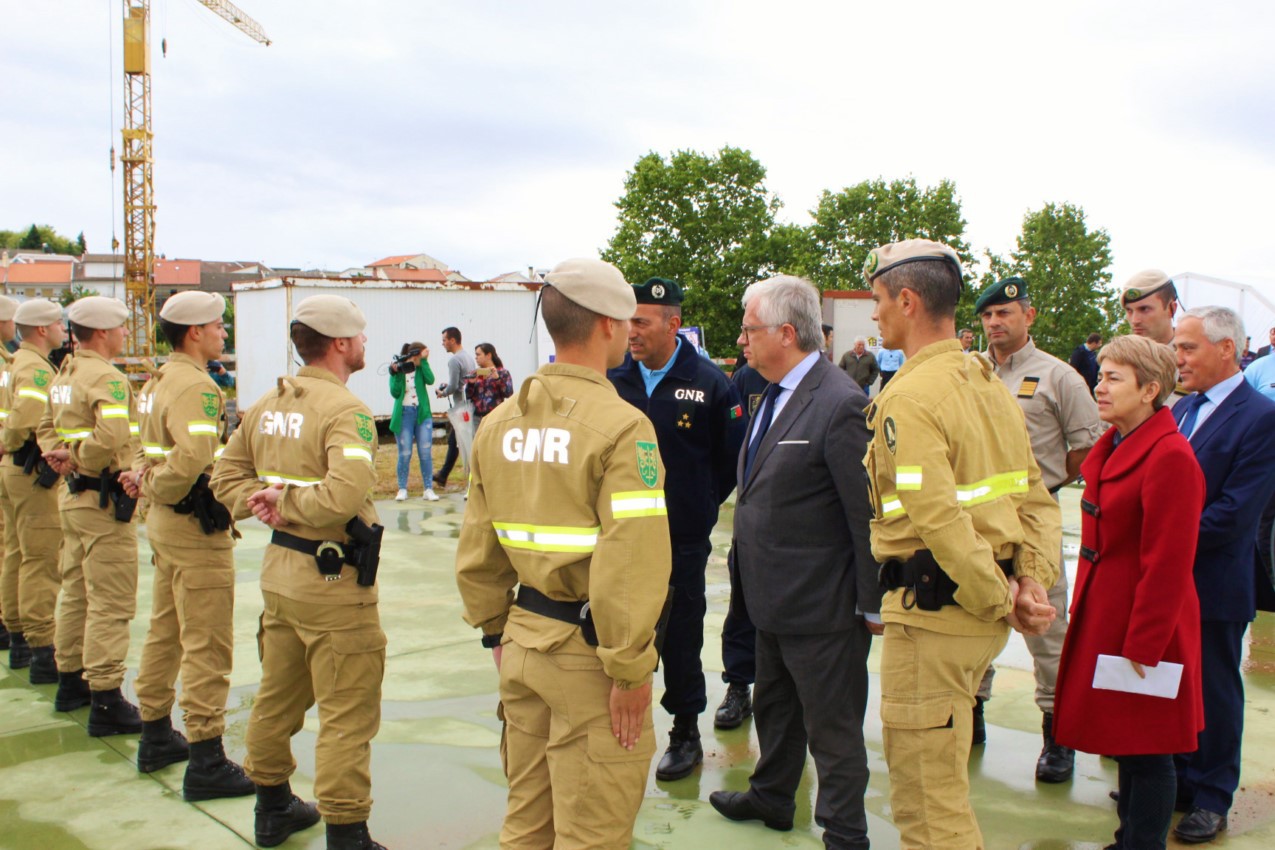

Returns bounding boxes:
[538,361,614,388]
[296,365,347,387]
[166,351,205,371]
[893,338,962,380]
[990,337,1036,370]
[17,341,53,365]
[73,348,111,364]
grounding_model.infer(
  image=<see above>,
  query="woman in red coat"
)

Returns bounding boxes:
[1054,335,1205,850]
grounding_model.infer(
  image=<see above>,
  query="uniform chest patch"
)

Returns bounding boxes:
[676,400,695,430]
[673,388,705,403]
[883,416,897,453]
[636,440,659,488]
[1017,377,1040,399]
[201,393,219,417]
[748,393,763,417]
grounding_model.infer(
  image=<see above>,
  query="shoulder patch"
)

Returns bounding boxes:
[636,440,659,488]
[34,369,50,387]
[355,412,374,443]
[201,392,219,417]
[883,416,897,453]
[109,380,126,401]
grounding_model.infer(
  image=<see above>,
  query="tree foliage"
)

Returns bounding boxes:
[57,285,97,307]
[799,177,973,291]
[1,224,85,256]
[602,147,783,355]
[977,202,1118,359]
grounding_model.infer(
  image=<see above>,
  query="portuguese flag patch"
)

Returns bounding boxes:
[729,404,743,420]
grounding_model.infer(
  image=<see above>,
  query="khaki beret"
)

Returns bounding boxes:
[543,258,636,320]
[1121,269,1175,306]
[0,295,18,322]
[864,239,964,290]
[292,294,366,338]
[14,298,63,327]
[68,296,129,330]
[160,291,226,326]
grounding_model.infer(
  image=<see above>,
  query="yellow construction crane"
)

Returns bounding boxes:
[120,0,269,359]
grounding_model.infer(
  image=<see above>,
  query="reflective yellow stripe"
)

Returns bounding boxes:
[611,489,667,518]
[100,406,129,419]
[256,470,321,487]
[895,466,923,491]
[17,388,48,402]
[214,446,225,459]
[57,428,93,441]
[954,470,1029,506]
[187,421,219,435]
[141,442,171,457]
[881,497,907,518]
[342,445,374,463]
[492,522,599,553]
[0,409,9,420]
[129,422,140,435]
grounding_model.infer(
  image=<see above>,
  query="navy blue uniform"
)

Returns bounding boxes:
[609,343,746,717]
[722,362,769,686]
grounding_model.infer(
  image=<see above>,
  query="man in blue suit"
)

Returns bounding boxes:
[1171,306,1275,844]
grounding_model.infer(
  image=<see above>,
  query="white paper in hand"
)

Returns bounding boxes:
[1092,654,1183,699]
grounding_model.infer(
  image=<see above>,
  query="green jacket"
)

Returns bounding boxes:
[389,360,436,434]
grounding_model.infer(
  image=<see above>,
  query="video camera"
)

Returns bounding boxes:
[391,348,423,374]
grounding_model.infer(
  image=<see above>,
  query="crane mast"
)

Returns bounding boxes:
[119,0,269,360]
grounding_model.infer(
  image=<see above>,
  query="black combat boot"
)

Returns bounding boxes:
[255,781,321,848]
[8,632,31,669]
[714,683,752,730]
[327,821,388,850]
[137,716,189,773]
[971,697,987,745]
[655,714,703,781]
[1035,712,1075,782]
[87,687,144,737]
[0,621,10,650]
[183,736,254,801]
[54,669,91,711]
[28,645,58,685]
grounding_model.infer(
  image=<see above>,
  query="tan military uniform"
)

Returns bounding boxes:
[864,339,1061,849]
[50,349,140,691]
[132,352,236,742]
[0,345,15,637]
[210,366,382,826]
[456,364,672,850]
[978,338,1104,711]
[0,344,65,651]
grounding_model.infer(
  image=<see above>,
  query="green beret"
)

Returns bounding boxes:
[632,277,683,306]
[974,276,1029,314]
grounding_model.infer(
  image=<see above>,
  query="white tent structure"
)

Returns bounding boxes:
[1172,273,1275,349]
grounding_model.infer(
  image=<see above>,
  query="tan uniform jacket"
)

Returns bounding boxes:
[135,352,233,549]
[456,364,673,689]
[0,344,13,441]
[49,350,137,512]
[864,339,1062,636]
[210,366,378,605]
[990,338,1104,491]
[1,344,59,455]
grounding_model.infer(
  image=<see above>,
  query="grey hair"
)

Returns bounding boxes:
[742,275,824,353]
[1183,306,1245,365]
[854,335,868,346]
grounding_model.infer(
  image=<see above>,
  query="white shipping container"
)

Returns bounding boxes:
[232,277,553,420]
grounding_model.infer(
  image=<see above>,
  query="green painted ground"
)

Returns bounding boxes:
[2,489,1273,849]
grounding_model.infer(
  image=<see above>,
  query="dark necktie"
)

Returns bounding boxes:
[743,383,782,481]
[1178,392,1208,440]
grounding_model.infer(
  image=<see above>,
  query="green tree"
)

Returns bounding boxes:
[802,177,973,291]
[977,202,1118,359]
[2,224,83,255]
[602,147,783,355]
[18,224,41,250]
[58,285,97,307]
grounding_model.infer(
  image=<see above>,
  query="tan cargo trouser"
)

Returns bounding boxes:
[881,623,1008,850]
[0,465,63,646]
[975,565,1069,712]
[134,538,235,742]
[498,638,655,850]
[55,507,139,689]
[244,592,385,825]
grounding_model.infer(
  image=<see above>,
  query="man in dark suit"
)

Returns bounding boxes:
[708,275,880,850]
[1171,306,1275,844]
[1256,326,1274,359]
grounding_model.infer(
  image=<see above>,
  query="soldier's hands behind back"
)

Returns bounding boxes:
[609,681,651,751]
[247,483,289,529]
[1006,576,1055,636]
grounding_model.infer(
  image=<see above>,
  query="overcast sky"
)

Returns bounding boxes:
[5,1,1274,291]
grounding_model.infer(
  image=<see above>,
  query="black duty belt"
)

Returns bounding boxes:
[271,529,356,576]
[879,549,1015,612]
[515,586,598,646]
[66,475,104,494]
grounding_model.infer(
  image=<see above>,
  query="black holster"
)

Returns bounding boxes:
[104,469,138,523]
[344,516,384,587]
[879,550,1014,612]
[172,473,231,534]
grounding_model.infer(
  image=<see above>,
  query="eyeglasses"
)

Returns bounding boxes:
[740,323,780,338]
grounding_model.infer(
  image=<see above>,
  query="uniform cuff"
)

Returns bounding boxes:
[612,673,653,691]
[1013,548,1059,589]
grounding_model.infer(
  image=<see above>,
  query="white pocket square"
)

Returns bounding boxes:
[776,440,809,445]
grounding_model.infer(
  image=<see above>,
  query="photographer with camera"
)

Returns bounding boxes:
[389,341,438,501]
